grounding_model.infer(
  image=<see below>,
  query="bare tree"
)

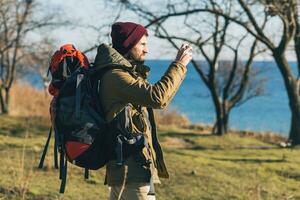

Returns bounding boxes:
[20,38,56,94]
[115,0,300,143]
[195,0,300,144]
[112,0,267,135]
[0,0,57,114]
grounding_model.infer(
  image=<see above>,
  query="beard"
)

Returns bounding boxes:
[126,52,145,65]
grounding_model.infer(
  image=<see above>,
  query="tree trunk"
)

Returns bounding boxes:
[273,51,300,144]
[0,88,8,114]
[213,99,228,136]
[214,110,230,136]
[287,82,300,144]
[290,110,300,144]
[223,112,229,133]
[215,111,226,136]
[5,87,9,112]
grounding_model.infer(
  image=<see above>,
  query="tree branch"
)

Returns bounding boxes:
[155,25,209,85]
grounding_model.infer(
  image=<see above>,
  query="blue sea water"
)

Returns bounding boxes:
[23,60,295,136]
[145,60,294,136]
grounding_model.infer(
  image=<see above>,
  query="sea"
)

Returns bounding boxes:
[24,60,297,137]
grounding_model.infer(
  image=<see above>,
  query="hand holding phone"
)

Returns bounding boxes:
[175,43,193,66]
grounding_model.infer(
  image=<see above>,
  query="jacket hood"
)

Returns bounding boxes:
[94,43,151,79]
[94,43,132,70]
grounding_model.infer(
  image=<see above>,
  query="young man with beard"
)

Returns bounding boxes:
[94,22,192,200]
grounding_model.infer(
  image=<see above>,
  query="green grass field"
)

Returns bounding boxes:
[1,116,300,200]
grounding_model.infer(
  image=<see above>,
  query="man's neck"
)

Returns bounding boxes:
[124,54,144,67]
[124,55,150,79]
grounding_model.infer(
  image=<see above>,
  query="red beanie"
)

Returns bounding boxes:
[111,22,148,55]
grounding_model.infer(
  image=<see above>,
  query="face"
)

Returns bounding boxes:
[128,35,148,62]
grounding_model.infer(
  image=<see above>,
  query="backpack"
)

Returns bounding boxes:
[38,44,116,193]
[55,67,117,193]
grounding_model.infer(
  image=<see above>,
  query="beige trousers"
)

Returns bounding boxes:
[109,182,155,200]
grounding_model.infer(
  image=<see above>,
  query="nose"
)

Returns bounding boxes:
[143,45,148,54]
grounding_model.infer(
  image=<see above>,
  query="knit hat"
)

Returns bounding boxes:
[111,22,148,55]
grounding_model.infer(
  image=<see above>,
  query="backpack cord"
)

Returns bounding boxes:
[54,123,61,169]
[54,134,59,169]
[84,168,89,179]
[47,66,51,77]
[59,147,68,193]
[38,127,52,169]
[59,157,68,193]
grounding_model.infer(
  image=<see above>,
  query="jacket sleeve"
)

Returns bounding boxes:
[103,61,187,109]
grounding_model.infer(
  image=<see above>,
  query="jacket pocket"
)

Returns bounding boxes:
[116,104,148,135]
[131,109,147,134]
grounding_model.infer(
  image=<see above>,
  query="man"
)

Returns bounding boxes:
[94,22,192,200]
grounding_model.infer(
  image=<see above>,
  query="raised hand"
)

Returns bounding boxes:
[175,43,193,67]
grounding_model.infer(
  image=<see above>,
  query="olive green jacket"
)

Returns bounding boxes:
[94,44,187,186]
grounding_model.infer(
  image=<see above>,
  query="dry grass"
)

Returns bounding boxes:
[154,108,190,126]
[182,123,213,133]
[9,83,190,126]
[9,82,51,118]
[229,129,288,145]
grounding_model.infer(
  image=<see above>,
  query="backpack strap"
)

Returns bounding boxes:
[115,135,124,166]
[54,133,59,169]
[38,126,59,170]
[75,73,84,119]
[59,146,68,193]
[84,168,89,179]
[62,57,68,78]
[38,127,52,169]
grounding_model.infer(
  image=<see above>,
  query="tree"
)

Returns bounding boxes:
[200,0,300,144]
[112,0,267,135]
[116,0,300,143]
[20,38,56,94]
[0,0,56,114]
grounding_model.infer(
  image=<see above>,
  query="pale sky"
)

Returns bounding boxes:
[39,0,296,61]
[39,0,173,59]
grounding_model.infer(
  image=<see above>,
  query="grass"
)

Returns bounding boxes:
[1,116,300,200]
[1,84,299,199]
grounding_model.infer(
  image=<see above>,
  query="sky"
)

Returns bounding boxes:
[38,0,174,60]
[38,0,297,61]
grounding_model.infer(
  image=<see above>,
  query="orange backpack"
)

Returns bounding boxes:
[48,44,89,96]
[48,44,91,165]
[39,44,93,192]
